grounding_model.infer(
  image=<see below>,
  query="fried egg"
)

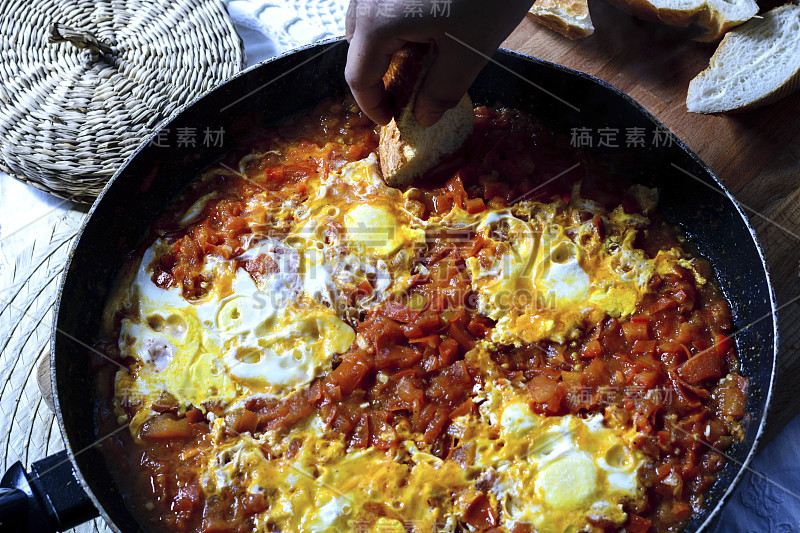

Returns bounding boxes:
[200,413,472,533]
[465,185,681,344]
[191,353,645,533]
[115,238,356,435]
[115,156,430,435]
[303,155,426,292]
[469,382,644,532]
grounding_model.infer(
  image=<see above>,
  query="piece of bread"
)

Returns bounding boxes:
[378,45,474,188]
[604,0,757,41]
[527,0,594,39]
[687,3,800,113]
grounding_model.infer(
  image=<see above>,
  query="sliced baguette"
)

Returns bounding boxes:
[527,0,594,39]
[378,45,474,188]
[687,3,800,113]
[604,0,757,41]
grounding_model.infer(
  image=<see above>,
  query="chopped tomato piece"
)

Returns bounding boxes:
[672,501,692,521]
[445,175,468,209]
[627,515,652,533]
[463,492,497,528]
[438,337,460,366]
[582,357,610,387]
[677,349,724,384]
[355,280,372,297]
[397,377,424,407]
[651,296,680,314]
[140,414,193,441]
[185,408,205,423]
[632,339,657,355]
[408,334,441,348]
[528,374,559,403]
[632,371,660,390]
[350,414,369,448]
[580,339,604,359]
[447,323,476,351]
[717,374,747,417]
[715,333,733,357]
[465,197,486,214]
[331,351,372,394]
[422,407,450,443]
[483,181,509,200]
[467,319,490,338]
[622,320,650,343]
[380,301,419,323]
[240,493,268,516]
[449,398,474,419]
[376,345,422,370]
[171,483,203,518]
[231,409,258,435]
[466,235,486,257]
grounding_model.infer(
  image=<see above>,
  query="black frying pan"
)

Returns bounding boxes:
[0,38,778,533]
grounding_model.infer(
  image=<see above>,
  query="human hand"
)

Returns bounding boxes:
[345,0,533,127]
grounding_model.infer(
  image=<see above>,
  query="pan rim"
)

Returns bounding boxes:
[50,36,779,533]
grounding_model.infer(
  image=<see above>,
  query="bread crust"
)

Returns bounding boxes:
[527,0,594,39]
[383,44,430,116]
[378,120,407,181]
[603,0,757,41]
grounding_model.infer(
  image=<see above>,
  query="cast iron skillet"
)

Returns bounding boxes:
[0,38,777,533]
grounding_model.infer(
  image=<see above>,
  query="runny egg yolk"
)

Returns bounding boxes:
[342,202,427,259]
[473,394,644,533]
[536,451,598,509]
[344,204,401,256]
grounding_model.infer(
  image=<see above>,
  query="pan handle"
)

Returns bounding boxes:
[0,450,98,532]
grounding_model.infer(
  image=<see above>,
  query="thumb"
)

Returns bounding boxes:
[413,38,487,127]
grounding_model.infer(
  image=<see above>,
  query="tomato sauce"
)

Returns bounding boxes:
[95,97,747,533]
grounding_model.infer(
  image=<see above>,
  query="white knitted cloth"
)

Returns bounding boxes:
[226,0,349,66]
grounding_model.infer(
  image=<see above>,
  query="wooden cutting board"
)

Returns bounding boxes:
[503,2,800,445]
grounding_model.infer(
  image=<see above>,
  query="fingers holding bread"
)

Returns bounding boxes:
[378,44,475,188]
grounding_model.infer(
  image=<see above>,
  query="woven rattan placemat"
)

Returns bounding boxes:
[0,201,105,531]
[0,0,245,203]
